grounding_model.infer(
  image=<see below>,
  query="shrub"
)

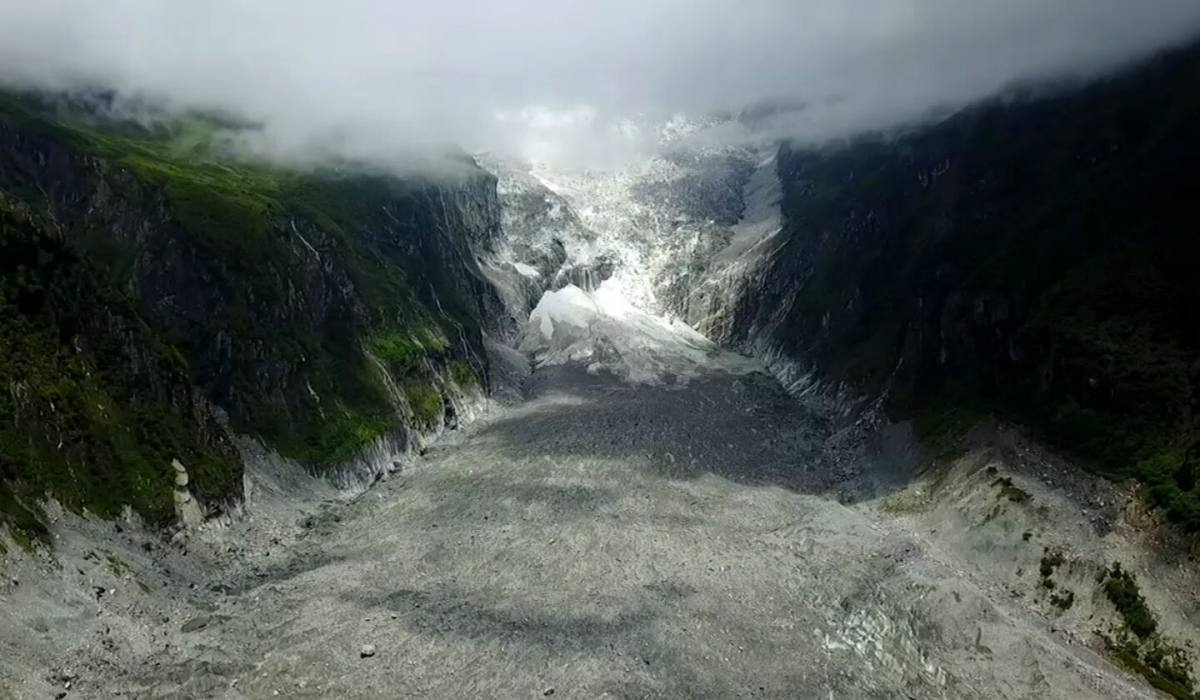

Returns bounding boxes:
[1050,589,1075,610]
[1104,562,1158,639]
[992,477,1032,504]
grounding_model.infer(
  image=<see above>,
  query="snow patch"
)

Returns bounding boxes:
[513,262,540,278]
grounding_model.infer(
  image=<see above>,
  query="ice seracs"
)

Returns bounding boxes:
[520,278,757,384]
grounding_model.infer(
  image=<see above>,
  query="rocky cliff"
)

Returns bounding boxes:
[0,94,504,544]
[723,42,1200,530]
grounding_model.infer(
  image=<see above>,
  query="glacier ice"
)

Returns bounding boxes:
[520,278,758,385]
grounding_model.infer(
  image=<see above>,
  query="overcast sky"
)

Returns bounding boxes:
[2,1,1200,167]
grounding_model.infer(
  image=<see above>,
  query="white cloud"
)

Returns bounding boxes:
[1,0,1198,167]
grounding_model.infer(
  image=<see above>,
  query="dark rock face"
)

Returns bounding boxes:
[631,148,756,228]
[726,43,1200,528]
[0,95,505,536]
[551,258,615,293]
[0,196,237,533]
[477,157,583,319]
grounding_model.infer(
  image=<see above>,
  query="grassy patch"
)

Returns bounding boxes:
[1,90,491,514]
[879,489,930,514]
[86,550,133,577]
[371,333,426,376]
[1108,638,1196,700]
[449,360,479,388]
[0,481,47,551]
[992,477,1032,504]
[369,326,450,378]
[1140,447,1200,533]
[402,380,444,428]
[295,405,392,470]
[1097,562,1195,698]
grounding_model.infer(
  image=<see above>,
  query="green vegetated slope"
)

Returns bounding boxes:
[0,93,497,544]
[0,198,238,540]
[739,41,1200,528]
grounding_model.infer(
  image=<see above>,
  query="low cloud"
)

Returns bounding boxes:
[2,0,1199,168]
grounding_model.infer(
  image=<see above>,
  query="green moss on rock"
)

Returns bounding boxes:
[0,90,494,535]
[0,203,238,537]
[449,360,479,388]
[402,380,444,428]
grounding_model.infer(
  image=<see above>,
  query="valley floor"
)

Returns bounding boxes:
[3,361,1168,699]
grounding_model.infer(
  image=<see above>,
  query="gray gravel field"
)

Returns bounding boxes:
[14,362,1156,699]
[4,112,1195,700]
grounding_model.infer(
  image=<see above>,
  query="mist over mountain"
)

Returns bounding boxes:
[3,1,1200,166]
[6,5,1200,699]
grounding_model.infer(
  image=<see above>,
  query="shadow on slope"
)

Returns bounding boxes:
[471,364,920,503]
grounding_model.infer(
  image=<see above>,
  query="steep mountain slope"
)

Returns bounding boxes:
[4,38,1200,700]
[723,42,1200,530]
[0,95,502,543]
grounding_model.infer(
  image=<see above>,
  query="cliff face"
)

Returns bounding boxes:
[724,43,1200,528]
[0,96,503,542]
